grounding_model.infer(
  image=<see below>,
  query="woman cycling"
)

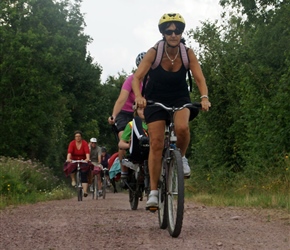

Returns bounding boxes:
[108,52,146,181]
[66,130,91,197]
[132,13,211,208]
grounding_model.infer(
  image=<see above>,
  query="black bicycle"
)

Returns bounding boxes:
[147,101,201,237]
[71,160,88,201]
[101,167,110,199]
[122,158,149,210]
[91,164,102,200]
[111,119,150,210]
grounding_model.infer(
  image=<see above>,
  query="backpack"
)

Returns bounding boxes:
[141,40,193,96]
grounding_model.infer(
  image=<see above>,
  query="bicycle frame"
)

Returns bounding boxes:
[147,101,201,237]
[71,160,87,201]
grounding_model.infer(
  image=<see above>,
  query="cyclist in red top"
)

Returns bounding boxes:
[66,130,90,197]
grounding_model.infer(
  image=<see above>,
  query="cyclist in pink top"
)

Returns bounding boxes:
[108,52,146,182]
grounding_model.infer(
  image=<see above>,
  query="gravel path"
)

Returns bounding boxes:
[0,190,289,250]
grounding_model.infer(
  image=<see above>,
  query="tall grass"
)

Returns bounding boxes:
[0,157,74,209]
[185,155,290,211]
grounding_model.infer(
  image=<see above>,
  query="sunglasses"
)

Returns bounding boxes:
[164,29,182,36]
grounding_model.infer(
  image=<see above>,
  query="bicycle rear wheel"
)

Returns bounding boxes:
[102,176,107,199]
[129,172,139,210]
[166,149,184,237]
[158,156,168,229]
[92,175,98,200]
[76,171,82,201]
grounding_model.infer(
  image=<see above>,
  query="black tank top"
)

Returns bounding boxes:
[145,64,190,105]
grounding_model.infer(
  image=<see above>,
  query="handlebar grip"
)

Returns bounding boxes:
[192,102,202,109]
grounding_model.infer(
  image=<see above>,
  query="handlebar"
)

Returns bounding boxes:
[147,100,202,111]
[71,160,88,163]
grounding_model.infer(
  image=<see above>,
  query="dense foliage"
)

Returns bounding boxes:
[187,0,289,193]
[0,0,117,175]
[1,0,289,196]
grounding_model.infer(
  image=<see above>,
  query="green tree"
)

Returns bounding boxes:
[0,0,103,173]
[187,0,289,176]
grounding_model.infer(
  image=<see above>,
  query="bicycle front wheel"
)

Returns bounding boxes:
[158,156,168,229]
[167,149,184,237]
[76,171,82,201]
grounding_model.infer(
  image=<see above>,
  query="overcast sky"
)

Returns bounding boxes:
[80,0,223,82]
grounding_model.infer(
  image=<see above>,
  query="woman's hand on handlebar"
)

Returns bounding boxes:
[135,96,147,108]
[108,116,115,125]
[201,98,211,112]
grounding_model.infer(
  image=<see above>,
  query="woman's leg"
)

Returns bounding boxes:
[146,120,165,207]
[174,108,190,156]
[81,171,89,196]
[147,120,165,190]
[70,172,76,186]
[174,108,191,177]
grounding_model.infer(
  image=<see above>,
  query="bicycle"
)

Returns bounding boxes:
[71,160,89,202]
[91,165,111,199]
[111,119,150,210]
[146,101,201,237]
[122,158,149,210]
[91,164,102,200]
[101,167,110,199]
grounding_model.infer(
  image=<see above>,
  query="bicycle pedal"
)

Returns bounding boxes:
[146,206,158,212]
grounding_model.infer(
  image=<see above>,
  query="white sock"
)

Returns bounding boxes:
[150,190,158,196]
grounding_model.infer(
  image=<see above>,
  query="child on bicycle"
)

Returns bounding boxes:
[118,105,149,180]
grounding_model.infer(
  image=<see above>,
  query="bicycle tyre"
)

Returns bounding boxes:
[167,149,184,237]
[95,175,99,200]
[129,172,139,210]
[76,171,82,201]
[158,156,168,229]
[102,176,107,199]
[91,175,96,199]
[143,161,150,200]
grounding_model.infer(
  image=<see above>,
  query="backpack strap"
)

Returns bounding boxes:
[180,43,189,69]
[142,41,193,96]
[151,40,164,70]
[180,43,193,92]
[141,73,148,97]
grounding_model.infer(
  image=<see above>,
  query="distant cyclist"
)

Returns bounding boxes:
[132,13,211,208]
[89,137,102,196]
[66,130,90,197]
[108,52,146,181]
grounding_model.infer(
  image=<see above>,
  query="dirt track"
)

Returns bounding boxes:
[0,189,289,250]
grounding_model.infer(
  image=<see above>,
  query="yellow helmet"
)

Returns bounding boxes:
[158,13,185,33]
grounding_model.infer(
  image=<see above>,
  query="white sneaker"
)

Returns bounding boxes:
[182,156,191,177]
[90,185,94,192]
[146,190,158,208]
[122,159,138,171]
